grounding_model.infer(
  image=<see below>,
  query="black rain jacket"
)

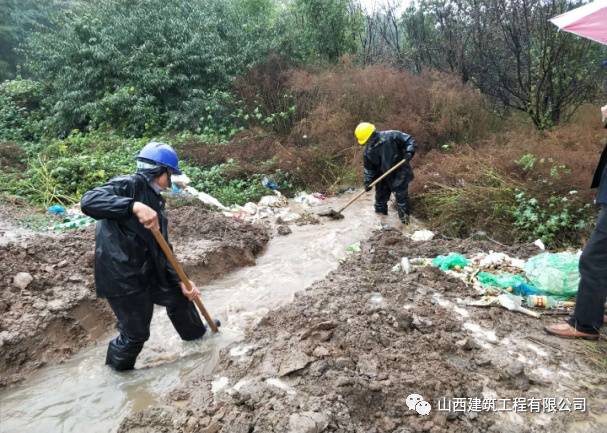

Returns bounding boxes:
[80,173,181,302]
[363,130,416,189]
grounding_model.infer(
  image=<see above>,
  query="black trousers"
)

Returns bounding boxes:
[568,206,607,334]
[105,288,206,370]
[375,181,410,221]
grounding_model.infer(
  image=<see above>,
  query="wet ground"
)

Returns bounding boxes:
[0,204,268,388]
[116,218,607,433]
[1,192,606,433]
[0,192,403,433]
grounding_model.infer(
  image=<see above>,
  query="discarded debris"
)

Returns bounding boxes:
[391,257,412,274]
[345,242,361,254]
[432,250,578,313]
[468,293,541,318]
[294,192,326,207]
[432,253,469,271]
[47,205,66,216]
[410,230,435,242]
[524,252,580,297]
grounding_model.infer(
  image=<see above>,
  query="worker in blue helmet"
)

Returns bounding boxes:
[81,141,207,371]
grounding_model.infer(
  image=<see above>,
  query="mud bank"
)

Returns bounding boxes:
[0,205,269,387]
[119,229,607,433]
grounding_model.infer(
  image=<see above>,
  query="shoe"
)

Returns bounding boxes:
[375,209,388,216]
[544,323,599,340]
[400,215,410,225]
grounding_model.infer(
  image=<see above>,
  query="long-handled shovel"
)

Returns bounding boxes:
[150,227,219,333]
[319,158,409,220]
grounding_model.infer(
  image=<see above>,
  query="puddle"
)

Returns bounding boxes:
[0,192,401,433]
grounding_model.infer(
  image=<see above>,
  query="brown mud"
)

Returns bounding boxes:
[118,229,607,433]
[0,205,269,387]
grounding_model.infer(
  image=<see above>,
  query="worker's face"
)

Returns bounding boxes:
[155,171,171,190]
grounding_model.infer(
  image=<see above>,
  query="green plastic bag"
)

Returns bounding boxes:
[523,252,580,297]
[346,241,361,254]
[432,253,469,271]
[476,272,528,290]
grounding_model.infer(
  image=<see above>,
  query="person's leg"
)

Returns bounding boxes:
[393,184,411,224]
[546,207,607,339]
[568,208,607,333]
[152,286,207,340]
[374,182,390,215]
[166,299,207,340]
[105,292,153,370]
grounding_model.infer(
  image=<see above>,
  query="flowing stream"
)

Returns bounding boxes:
[0,192,400,433]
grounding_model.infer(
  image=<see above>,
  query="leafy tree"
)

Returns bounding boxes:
[23,0,276,136]
[281,0,363,62]
[400,0,607,128]
[0,0,67,81]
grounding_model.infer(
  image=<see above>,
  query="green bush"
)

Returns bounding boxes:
[1,130,289,207]
[0,78,45,141]
[3,131,145,204]
[24,0,277,136]
[185,160,268,206]
[513,190,593,246]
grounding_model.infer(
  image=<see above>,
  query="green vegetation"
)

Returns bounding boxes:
[1,0,604,247]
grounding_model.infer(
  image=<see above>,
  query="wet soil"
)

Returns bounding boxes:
[0,205,269,387]
[118,229,607,433]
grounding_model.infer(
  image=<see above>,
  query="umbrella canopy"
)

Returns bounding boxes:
[550,0,607,45]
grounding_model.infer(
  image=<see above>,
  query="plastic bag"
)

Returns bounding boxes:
[346,242,361,254]
[523,252,580,297]
[432,253,468,271]
[476,272,527,289]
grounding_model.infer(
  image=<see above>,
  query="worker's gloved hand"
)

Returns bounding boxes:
[405,152,414,162]
[364,184,372,192]
[180,280,201,301]
[133,201,159,230]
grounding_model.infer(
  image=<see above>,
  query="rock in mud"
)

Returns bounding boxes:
[279,351,312,376]
[277,225,292,236]
[288,411,329,433]
[500,361,530,391]
[13,272,33,289]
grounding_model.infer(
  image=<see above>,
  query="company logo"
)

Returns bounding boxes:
[406,393,432,416]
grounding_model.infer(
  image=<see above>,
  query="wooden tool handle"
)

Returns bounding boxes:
[337,158,409,214]
[151,228,219,333]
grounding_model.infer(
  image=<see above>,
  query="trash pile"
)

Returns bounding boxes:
[46,205,95,232]
[171,174,326,226]
[393,249,581,317]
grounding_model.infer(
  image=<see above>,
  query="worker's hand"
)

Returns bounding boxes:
[132,201,159,230]
[180,280,201,301]
[364,184,372,192]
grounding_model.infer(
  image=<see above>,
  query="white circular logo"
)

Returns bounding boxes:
[406,393,432,416]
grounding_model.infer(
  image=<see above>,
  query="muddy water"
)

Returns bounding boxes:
[0,192,401,433]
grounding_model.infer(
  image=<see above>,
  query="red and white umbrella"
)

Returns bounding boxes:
[550,0,607,46]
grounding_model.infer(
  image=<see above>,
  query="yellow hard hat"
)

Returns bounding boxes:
[354,122,376,145]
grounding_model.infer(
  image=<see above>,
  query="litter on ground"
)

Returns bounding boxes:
[417,250,582,316]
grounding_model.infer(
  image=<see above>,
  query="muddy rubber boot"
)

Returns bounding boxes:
[400,214,410,225]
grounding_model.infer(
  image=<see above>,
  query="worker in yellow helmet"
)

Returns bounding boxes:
[355,122,416,224]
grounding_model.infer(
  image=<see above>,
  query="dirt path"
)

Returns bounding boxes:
[118,228,607,433]
[0,205,269,387]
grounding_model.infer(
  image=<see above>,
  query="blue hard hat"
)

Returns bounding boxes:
[137,141,182,175]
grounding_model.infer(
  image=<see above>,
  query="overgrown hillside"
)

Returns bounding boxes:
[1,0,606,247]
